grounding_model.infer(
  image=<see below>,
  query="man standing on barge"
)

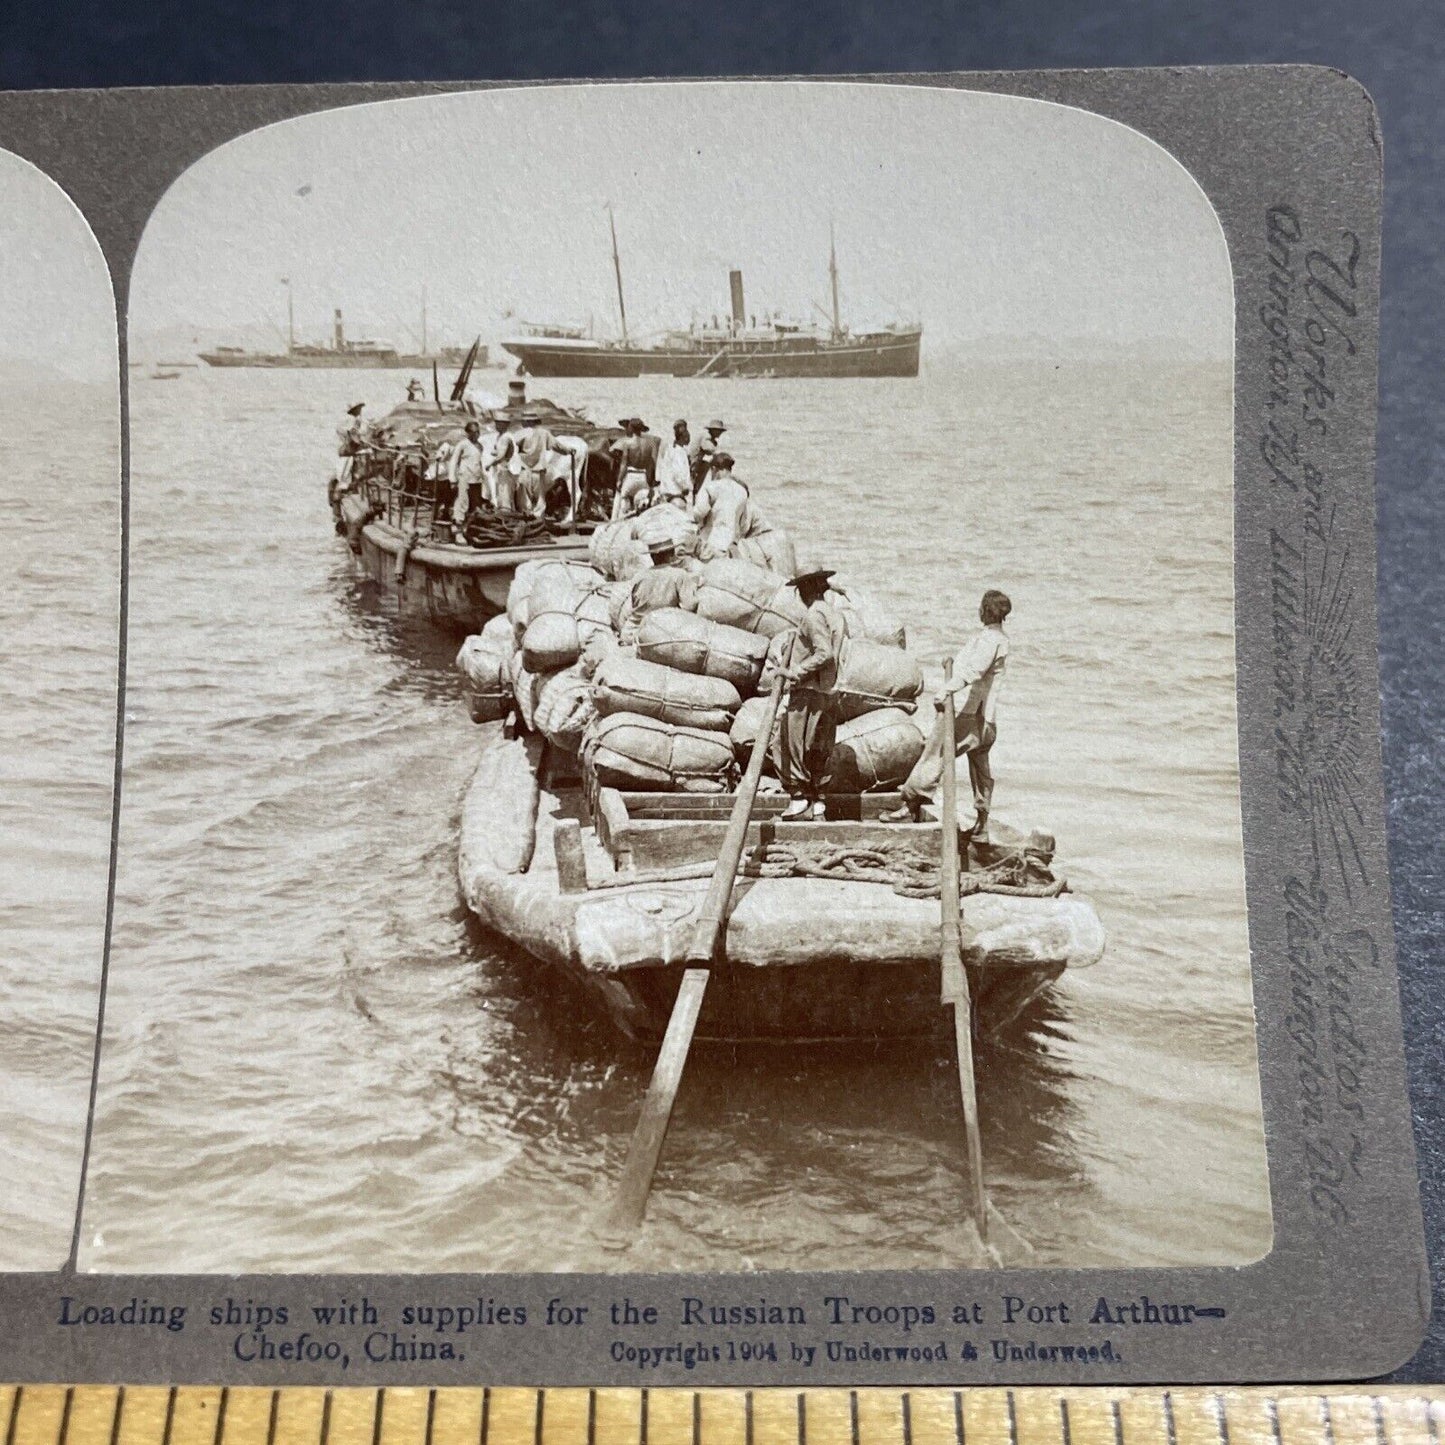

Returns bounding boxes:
[774,567,846,822]
[882,588,1011,840]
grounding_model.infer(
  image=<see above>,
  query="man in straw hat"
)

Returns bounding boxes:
[609,417,660,518]
[618,536,699,645]
[688,417,727,492]
[332,401,368,496]
[772,566,846,821]
[494,406,559,517]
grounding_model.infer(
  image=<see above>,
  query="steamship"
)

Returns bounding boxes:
[199,293,481,371]
[501,217,921,380]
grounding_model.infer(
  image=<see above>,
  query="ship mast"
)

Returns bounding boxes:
[281,276,294,351]
[607,203,630,346]
[421,284,428,355]
[828,223,841,339]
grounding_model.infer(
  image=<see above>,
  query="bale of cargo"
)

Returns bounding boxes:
[592,655,742,732]
[578,629,622,681]
[632,503,699,557]
[521,565,584,672]
[456,615,515,723]
[513,556,607,600]
[826,708,926,793]
[830,637,925,722]
[729,694,778,759]
[830,583,907,648]
[694,557,808,639]
[506,650,546,734]
[573,588,614,647]
[732,528,798,579]
[533,665,596,754]
[635,607,770,693]
[588,518,650,582]
[582,712,737,793]
[604,577,634,632]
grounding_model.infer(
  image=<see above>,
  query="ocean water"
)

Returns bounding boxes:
[60,357,1267,1273]
[0,381,119,1268]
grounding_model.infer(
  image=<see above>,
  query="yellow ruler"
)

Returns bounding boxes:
[3,1388,1443,1445]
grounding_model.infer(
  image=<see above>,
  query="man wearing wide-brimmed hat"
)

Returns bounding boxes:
[609,416,661,519]
[332,401,369,495]
[618,536,699,644]
[493,406,560,517]
[771,566,845,821]
[688,417,727,491]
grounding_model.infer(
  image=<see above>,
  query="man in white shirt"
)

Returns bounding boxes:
[655,419,694,506]
[882,589,1012,838]
[448,421,487,541]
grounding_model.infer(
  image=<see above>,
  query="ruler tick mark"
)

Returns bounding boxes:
[1163,1393,1178,1445]
[1426,1399,1439,1445]
[692,1394,700,1445]
[57,1388,74,1445]
[1062,1400,1073,1445]
[5,1386,21,1445]
[1111,1400,1123,1445]
[902,1393,913,1445]
[587,1392,596,1445]
[1007,1392,1018,1445]
[745,1393,754,1445]
[426,1392,436,1445]
[1213,1394,1229,1445]
[112,1388,128,1445]
[1323,1396,1337,1445]
[320,1392,333,1445]
[163,1388,177,1445]
[264,1392,277,1445]
[480,1389,490,1445]
[850,1392,860,1445]
[641,1389,649,1445]
[372,1390,384,1445]
[535,1392,545,1445]
[1371,1397,1387,1445]
[797,1393,807,1445]
[214,1389,229,1445]
[954,1392,965,1445]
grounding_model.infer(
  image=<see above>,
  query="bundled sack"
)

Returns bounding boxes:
[732,528,798,580]
[506,558,599,639]
[604,577,634,632]
[578,628,622,681]
[521,564,584,672]
[533,665,597,754]
[573,588,614,647]
[829,582,907,649]
[456,614,515,723]
[588,518,651,582]
[583,712,737,793]
[829,636,925,722]
[729,694,778,760]
[506,649,546,733]
[592,654,741,732]
[694,557,808,639]
[632,502,700,557]
[826,708,926,793]
[635,607,769,693]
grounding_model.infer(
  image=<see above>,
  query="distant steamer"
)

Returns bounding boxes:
[200,294,482,371]
[502,216,921,380]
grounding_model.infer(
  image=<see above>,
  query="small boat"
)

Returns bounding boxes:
[150,369,182,380]
[458,731,1105,1044]
[330,388,626,633]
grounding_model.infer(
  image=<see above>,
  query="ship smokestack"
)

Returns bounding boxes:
[507,378,527,411]
[333,308,344,350]
[729,270,745,331]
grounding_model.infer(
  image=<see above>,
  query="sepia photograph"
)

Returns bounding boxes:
[71,80,1268,1275]
[0,145,120,1268]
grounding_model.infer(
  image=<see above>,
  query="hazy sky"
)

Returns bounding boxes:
[0,149,117,380]
[132,82,1231,358]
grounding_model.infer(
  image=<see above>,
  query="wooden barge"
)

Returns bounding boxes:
[458,730,1105,1045]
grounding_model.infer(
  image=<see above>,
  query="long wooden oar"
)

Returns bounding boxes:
[604,674,788,1238]
[938,657,989,1244]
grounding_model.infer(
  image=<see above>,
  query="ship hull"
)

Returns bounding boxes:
[503,331,921,379]
[199,349,480,369]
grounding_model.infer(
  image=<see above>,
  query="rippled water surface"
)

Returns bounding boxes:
[0,382,118,1268]
[72,359,1269,1272]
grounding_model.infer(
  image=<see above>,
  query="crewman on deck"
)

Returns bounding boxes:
[406,377,424,402]
[618,537,700,644]
[448,421,487,541]
[610,418,661,518]
[333,401,367,495]
[773,567,846,822]
[493,408,559,517]
[881,588,1012,840]
[654,419,693,506]
[691,452,768,561]
[688,418,727,492]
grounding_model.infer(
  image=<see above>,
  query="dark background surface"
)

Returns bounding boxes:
[1,0,1441,1382]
